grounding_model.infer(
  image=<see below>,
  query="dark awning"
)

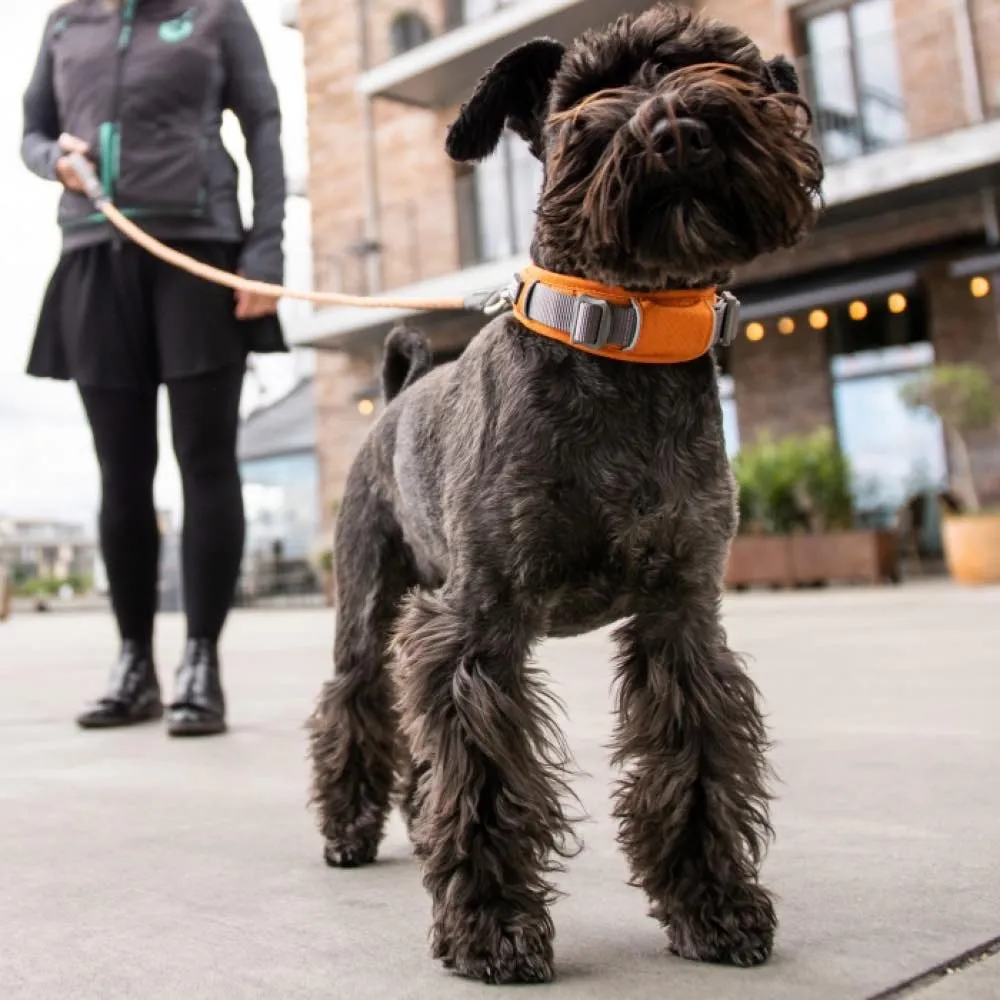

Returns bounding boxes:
[738,269,919,322]
[733,235,988,322]
[948,249,1000,278]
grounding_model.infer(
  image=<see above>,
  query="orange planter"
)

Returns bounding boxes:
[941,513,1000,585]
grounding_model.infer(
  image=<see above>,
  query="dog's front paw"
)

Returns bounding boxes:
[323,833,379,868]
[433,909,555,984]
[665,883,776,967]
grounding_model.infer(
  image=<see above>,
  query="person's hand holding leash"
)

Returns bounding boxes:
[234,275,279,320]
[55,133,91,193]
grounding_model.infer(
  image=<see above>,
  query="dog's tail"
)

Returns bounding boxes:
[382,325,433,403]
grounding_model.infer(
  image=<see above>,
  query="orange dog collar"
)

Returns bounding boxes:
[504,264,740,364]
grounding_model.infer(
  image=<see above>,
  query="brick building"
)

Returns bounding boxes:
[284,0,1000,532]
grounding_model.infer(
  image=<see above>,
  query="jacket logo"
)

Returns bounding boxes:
[159,11,195,43]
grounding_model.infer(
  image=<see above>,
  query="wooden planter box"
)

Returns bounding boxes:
[727,530,900,589]
[725,535,795,589]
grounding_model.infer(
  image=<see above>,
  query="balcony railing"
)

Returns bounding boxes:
[797,2,1000,166]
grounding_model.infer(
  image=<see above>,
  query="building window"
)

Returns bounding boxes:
[798,0,908,163]
[826,288,947,523]
[389,11,431,56]
[457,131,543,266]
[447,0,520,28]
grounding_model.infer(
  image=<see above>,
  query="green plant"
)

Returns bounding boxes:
[733,429,853,535]
[901,363,1000,512]
[64,573,93,595]
[14,577,61,599]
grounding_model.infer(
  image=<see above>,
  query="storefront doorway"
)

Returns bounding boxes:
[827,287,948,548]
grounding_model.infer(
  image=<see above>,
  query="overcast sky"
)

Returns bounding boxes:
[0,1,312,529]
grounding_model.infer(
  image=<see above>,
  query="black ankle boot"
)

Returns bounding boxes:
[76,641,162,729]
[166,639,227,737]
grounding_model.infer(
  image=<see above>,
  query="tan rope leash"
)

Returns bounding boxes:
[67,154,470,313]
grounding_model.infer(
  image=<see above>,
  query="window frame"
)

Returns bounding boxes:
[795,0,906,161]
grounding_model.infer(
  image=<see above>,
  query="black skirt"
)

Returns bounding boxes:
[28,239,288,389]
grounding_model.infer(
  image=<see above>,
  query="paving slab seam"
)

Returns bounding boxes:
[864,933,1000,999]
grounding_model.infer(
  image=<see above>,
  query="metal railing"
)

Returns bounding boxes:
[796,2,1000,165]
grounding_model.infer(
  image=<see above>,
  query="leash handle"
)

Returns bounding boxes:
[66,153,108,206]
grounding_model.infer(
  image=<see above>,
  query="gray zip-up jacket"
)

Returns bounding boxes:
[22,0,285,283]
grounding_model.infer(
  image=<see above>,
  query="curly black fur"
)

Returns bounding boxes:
[308,2,822,983]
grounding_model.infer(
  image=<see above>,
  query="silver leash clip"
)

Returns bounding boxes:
[465,275,522,316]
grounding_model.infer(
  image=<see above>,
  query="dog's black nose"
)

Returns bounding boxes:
[651,118,715,169]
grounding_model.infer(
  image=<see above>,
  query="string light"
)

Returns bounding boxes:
[808,309,829,330]
[777,316,795,335]
[358,398,375,416]
[745,322,765,341]
[848,299,868,321]
[970,275,991,298]
[887,292,908,314]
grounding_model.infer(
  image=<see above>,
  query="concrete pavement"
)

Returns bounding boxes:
[1,582,999,999]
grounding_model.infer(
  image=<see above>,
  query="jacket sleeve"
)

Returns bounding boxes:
[221,0,287,284]
[21,12,63,183]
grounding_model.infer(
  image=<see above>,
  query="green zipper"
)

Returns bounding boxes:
[66,0,206,230]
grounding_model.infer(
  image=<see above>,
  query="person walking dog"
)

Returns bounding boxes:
[21,0,287,736]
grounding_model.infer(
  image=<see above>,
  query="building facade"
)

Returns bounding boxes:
[238,377,322,563]
[286,0,1000,532]
[0,517,96,586]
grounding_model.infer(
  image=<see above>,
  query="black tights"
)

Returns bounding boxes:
[79,365,246,645]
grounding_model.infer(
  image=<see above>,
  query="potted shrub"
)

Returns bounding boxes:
[728,429,899,588]
[729,435,800,587]
[901,363,1000,585]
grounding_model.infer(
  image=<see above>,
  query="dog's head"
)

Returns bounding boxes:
[446,4,823,289]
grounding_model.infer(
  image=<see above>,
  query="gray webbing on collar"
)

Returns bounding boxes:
[523,283,642,350]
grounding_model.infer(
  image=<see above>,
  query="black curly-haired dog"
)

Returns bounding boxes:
[308,3,822,984]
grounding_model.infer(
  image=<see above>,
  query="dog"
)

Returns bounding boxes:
[308,3,822,983]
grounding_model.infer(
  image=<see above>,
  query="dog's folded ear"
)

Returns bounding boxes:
[765,54,801,95]
[446,38,566,162]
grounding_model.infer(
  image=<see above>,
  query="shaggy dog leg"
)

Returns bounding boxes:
[611,590,775,967]
[308,479,415,868]
[392,589,574,984]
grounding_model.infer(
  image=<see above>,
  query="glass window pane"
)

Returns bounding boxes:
[832,367,948,516]
[473,138,514,262]
[508,137,543,253]
[721,397,740,458]
[806,9,863,161]
[851,0,908,148]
